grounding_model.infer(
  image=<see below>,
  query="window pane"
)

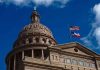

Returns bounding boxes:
[52,55,54,60]
[43,49,49,59]
[72,59,77,65]
[66,58,71,64]
[79,61,84,66]
[29,38,33,43]
[34,49,42,59]
[24,50,32,57]
[85,62,90,67]
[91,63,95,68]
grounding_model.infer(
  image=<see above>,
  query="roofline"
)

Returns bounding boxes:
[53,41,100,56]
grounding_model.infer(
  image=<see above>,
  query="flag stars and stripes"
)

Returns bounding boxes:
[69,26,81,38]
[70,26,80,31]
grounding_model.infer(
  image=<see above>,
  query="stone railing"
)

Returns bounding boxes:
[23,56,63,68]
[23,56,50,65]
[23,57,96,70]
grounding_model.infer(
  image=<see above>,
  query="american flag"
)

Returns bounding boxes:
[70,26,80,30]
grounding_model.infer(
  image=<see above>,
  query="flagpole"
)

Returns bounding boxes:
[67,24,73,42]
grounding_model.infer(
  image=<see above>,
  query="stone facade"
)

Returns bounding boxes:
[6,9,100,70]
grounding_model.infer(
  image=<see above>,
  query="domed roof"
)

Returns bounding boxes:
[20,22,53,38]
[19,10,53,38]
[13,9,57,48]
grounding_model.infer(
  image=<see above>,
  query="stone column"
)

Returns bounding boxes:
[32,49,34,58]
[40,38,43,44]
[46,39,49,44]
[42,49,44,60]
[33,37,36,43]
[22,51,24,60]
[26,38,29,44]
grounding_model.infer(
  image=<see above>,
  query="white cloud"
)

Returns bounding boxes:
[93,4,100,23]
[0,0,70,8]
[81,3,100,53]
[32,0,54,6]
[94,27,100,46]
[0,0,3,3]
[13,0,26,5]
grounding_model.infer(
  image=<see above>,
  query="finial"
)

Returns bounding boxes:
[31,6,40,23]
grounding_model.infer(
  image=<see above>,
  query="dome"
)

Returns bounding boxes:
[13,10,57,48]
[20,22,53,38]
[19,10,53,38]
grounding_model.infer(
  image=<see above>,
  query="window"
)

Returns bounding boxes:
[66,58,71,64]
[16,52,22,60]
[79,61,84,66]
[29,38,33,43]
[60,57,65,63]
[74,48,78,52]
[52,55,54,60]
[55,56,58,60]
[42,38,46,43]
[34,49,42,59]
[85,62,90,67]
[43,49,49,59]
[91,63,95,68]
[24,50,32,57]
[72,59,77,65]
[64,59,66,63]
[35,38,39,43]
[49,40,52,44]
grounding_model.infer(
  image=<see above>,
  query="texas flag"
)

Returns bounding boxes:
[71,32,81,38]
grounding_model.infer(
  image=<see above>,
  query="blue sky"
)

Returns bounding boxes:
[0,0,100,70]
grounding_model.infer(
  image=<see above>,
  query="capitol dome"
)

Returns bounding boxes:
[13,10,57,48]
[20,22,53,38]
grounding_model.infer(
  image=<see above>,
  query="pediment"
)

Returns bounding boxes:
[58,42,98,56]
[62,47,90,56]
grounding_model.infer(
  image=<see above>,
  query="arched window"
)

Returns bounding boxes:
[29,38,33,43]
[42,38,46,43]
[49,40,52,45]
[35,37,39,43]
